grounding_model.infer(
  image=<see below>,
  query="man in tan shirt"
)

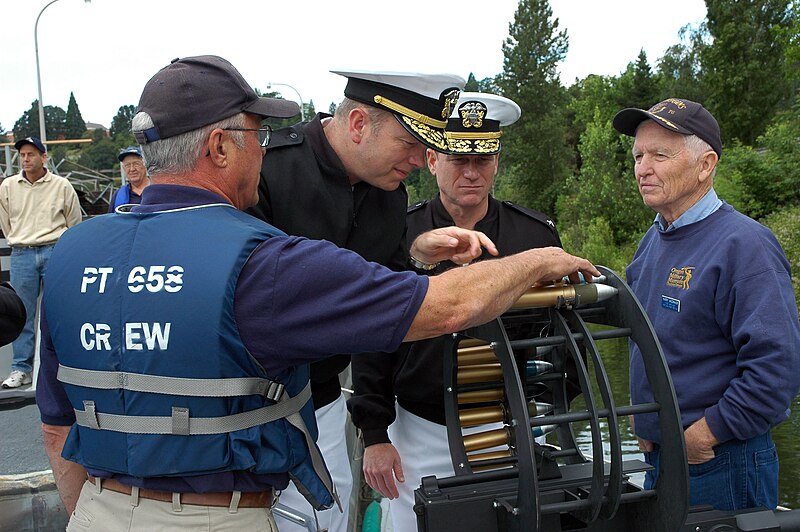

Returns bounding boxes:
[0,137,81,388]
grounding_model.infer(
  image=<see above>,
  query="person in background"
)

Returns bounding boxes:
[349,92,563,531]
[613,98,800,511]
[108,146,150,212]
[0,137,81,389]
[36,54,599,531]
[247,69,470,532]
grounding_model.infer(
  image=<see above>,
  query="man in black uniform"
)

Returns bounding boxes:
[247,70,484,532]
[349,93,562,531]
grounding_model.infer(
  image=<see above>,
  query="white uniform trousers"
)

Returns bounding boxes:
[387,405,509,532]
[275,392,352,532]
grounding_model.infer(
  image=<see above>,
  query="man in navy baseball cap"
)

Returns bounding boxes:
[14,137,47,154]
[614,97,800,513]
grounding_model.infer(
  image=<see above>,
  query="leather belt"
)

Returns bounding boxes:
[11,242,55,249]
[88,475,274,508]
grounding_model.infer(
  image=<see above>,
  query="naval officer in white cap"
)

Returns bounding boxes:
[246,71,508,532]
[350,92,565,532]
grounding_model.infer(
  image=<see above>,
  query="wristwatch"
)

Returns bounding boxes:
[409,255,439,271]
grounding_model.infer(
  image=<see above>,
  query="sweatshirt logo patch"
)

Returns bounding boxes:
[667,266,695,290]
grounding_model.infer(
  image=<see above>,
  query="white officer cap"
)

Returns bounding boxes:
[442,92,521,155]
[331,69,465,151]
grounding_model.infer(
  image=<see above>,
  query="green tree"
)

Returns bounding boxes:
[715,94,800,219]
[614,50,660,110]
[465,72,480,92]
[566,74,617,170]
[495,0,570,216]
[556,110,650,249]
[13,100,67,141]
[77,129,118,171]
[761,205,800,308]
[329,102,337,115]
[405,167,438,205]
[702,0,794,144]
[478,76,499,93]
[65,92,86,140]
[303,99,316,120]
[656,23,706,102]
[110,105,136,139]
[784,1,800,79]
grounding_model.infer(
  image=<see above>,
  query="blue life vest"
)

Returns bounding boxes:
[43,204,336,510]
[113,184,131,210]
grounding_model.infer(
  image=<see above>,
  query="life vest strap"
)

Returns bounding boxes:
[58,364,285,401]
[73,382,311,435]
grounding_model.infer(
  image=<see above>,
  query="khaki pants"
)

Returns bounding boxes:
[67,480,278,532]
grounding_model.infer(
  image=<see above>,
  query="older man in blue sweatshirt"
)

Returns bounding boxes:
[613,98,800,511]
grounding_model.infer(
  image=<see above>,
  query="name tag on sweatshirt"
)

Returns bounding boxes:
[661,295,681,312]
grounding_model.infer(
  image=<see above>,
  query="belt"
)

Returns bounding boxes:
[11,242,55,249]
[87,475,275,508]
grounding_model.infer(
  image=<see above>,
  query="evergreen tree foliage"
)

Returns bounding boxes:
[110,105,136,139]
[405,166,439,205]
[13,100,67,140]
[566,74,617,170]
[701,0,793,144]
[715,94,800,219]
[556,110,650,250]
[77,129,118,171]
[465,73,480,92]
[781,1,800,80]
[304,99,316,120]
[656,23,706,102]
[762,205,800,307]
[65,92,86,140]
[614,50,660,110]
[496,0,570,216]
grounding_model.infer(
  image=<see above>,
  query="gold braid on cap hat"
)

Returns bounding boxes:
[374,95,448,128]
[446,137,501,154]
[445,131,503,140]
[399,116,448,151]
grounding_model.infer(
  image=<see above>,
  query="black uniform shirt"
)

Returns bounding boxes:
[247,113,409,408]
[349,194,562,446]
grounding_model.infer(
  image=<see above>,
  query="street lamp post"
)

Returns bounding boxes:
[267,82,305,121]
[34,0,91,145]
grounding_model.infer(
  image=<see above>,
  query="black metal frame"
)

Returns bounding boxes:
[418,266,690,531]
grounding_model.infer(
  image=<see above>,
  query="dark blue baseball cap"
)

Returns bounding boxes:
[118,146,143,162]
[613,98,722,157]
[14,137,46,154]
[134,55,300,144]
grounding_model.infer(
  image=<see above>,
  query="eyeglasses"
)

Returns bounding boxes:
[222,125,272,147]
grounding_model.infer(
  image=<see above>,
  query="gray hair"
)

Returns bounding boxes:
[131,112,247,175]
[334,97,393,133]
[684,134,718,177]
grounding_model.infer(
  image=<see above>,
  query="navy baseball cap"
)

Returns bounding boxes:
[14,137,46,154]
[613,98,722,157]
[118,146,143,162]
[134,55,300,144]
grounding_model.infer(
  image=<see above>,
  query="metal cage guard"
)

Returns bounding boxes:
[419,266,689,532]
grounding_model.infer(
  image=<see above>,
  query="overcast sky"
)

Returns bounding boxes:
[2,0,707,132]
